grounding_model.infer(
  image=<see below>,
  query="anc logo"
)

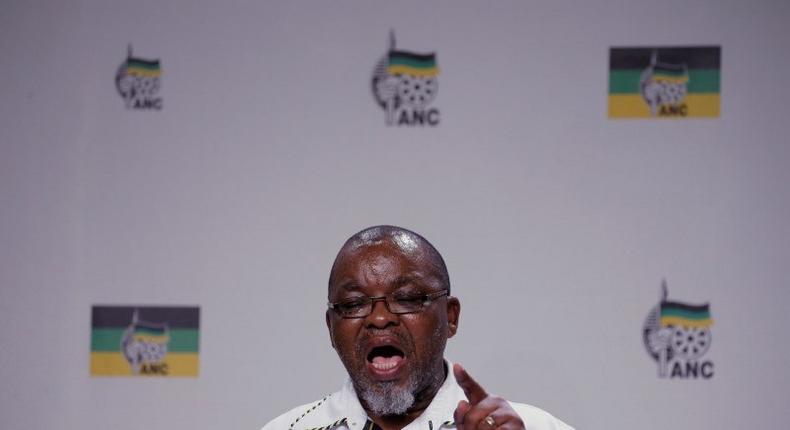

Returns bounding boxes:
[115,45,163,110]
[121,310,170,374]
[372,31,440,126]
[91,306,199,377]
[643,280,714,379]
[609,46,720,118]
[640,51,689,116]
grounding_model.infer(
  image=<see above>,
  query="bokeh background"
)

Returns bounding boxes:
[2,1,790,429]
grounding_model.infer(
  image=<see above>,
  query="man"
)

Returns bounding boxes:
[263,226,573,430]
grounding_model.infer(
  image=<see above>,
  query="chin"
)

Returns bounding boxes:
[357,379,418,416]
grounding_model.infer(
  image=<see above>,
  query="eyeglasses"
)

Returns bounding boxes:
[328,290,449,319]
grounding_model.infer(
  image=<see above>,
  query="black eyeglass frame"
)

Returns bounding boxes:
[327,290,450,318]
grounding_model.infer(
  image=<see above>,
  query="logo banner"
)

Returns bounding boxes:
[609,46,720,118]
[91,305,200,377]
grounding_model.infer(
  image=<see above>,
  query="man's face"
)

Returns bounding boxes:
[326,239,459,415]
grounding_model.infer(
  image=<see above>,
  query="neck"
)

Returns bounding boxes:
[365,361,447,430]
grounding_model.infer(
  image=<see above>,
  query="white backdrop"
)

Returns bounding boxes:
[2,1,790,429]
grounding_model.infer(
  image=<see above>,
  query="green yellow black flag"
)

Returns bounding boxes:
[609,46,720,118]
[91,306,200,377]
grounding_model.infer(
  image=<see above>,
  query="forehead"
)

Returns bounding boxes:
[330,240,437,289]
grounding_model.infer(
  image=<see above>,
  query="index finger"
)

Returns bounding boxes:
[453,363,488,405]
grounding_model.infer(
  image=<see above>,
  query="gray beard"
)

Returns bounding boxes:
[357,379,418,416]
[353,360,445,416]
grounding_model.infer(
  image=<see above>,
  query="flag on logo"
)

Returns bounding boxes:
[660,301,713,328]
[387,51,439,77]
[123,57,161,78]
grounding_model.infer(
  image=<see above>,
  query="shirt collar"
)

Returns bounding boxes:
[421,360,461,426]
[339,378,370,427]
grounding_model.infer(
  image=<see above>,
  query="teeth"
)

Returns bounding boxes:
[370,355,402,371]
[372,362,397,370]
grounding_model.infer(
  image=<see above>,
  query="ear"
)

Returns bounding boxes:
[326,310,336,349]
[446,296,460,338]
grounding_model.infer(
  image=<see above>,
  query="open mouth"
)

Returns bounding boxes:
[366,344,406,378]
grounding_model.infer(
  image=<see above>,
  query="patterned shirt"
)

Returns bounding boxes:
[261,361,573,430]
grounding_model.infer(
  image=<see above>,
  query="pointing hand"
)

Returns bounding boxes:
[453,363,525,430]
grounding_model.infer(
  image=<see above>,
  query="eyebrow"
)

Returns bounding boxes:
[392,275,420,288]
[332,274,425,293]
[336,282,361,292]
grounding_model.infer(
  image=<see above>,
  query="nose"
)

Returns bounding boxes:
[366,297,399,328]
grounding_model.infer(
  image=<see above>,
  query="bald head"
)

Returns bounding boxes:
[328,225,450,295]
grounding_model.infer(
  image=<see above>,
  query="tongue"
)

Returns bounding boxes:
[371,355,403,365]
